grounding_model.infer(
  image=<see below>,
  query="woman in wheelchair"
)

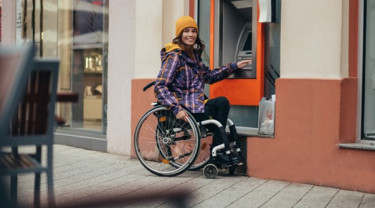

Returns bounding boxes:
[153,16,251,176]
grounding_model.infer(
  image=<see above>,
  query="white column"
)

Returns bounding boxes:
[280,0,346,79]
[134,0,163,78]
[107,0,136,155]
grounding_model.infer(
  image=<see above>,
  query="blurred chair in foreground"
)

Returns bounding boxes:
[0,44,59,208]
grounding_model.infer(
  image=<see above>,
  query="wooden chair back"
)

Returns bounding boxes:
[0,44,35,135]
[8,59,59,142]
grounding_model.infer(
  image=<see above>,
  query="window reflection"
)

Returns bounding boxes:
[73,0,104,46]
[21,0,108,133]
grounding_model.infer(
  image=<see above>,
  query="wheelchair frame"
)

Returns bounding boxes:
[134,82,243,178]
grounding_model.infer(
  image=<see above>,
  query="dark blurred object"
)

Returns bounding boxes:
[0,43,59,208]
[54,189,191,208]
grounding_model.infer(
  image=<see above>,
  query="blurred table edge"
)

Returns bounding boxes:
[57,92,79,103]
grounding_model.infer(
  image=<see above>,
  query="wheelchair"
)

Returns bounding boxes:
[134,82,243,178]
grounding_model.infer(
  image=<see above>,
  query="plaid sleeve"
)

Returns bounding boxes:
[154,52,183,115]
[202,62,238,84]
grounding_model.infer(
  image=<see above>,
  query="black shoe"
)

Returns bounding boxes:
[216,152,242,166]
[216,152,231,163]
[231,155,243,166]
[215,151,230,165]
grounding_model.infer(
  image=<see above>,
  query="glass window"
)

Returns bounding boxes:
[21,0,108,133]
[362,0,375,140]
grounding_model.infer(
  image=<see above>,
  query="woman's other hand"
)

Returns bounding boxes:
[176,110,189,122]
[237,60,251,69]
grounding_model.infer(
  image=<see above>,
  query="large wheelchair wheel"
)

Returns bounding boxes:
[153,110,211,171]
[134,106,200,176]
[155,124,211,171]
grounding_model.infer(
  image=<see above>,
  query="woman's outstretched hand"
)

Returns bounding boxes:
[237,59,251,69]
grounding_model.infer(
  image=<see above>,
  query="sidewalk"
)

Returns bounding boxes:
[11,145,375,207]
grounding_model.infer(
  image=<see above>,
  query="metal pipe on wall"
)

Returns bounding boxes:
[39,0,43,57]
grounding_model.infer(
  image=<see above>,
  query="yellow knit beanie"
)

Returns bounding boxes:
[175,16,198,37]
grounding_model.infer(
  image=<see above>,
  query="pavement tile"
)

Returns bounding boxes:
[326,190,364,208]
[360,194,375,208]
[226,180,289,208]
[261,183,313,208]
[294,185,339,208]
[195,177,267,208]
[4,145,373,208]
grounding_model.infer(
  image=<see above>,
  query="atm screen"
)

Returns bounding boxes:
[242,32,252,51]
[230,28,255,79]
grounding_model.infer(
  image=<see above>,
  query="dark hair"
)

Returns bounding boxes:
[172,33,205,56]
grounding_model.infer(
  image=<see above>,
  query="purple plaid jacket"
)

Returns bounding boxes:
[154,44,238,115]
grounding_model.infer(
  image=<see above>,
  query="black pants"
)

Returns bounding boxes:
[191,96,230,147]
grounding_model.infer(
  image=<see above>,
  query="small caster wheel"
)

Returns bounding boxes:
[229,166,236,175]
[203,164,218,179]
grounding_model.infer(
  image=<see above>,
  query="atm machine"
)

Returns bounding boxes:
[208,0,280,131]
[220,0,255,79]
[213,0,259,129]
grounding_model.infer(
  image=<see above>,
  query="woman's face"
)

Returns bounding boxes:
[181,27,197,46]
